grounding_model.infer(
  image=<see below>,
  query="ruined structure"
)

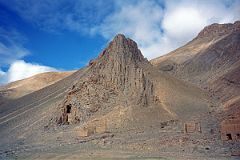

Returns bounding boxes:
[94,119,107,134]
[75,119,108,137]
[220,116,240,141]
[57,34,158,125]
[184,121,201,133]
[77,126,96,137]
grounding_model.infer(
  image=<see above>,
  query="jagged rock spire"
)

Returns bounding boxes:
[57,34,156,125]
[106,34,146,63]
[89,34,152,95]
[90,34,148,67]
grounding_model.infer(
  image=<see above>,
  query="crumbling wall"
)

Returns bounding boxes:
[184,121,201,133]
[75,118,108,137]
[220,117,240,141]
[77,125,96,137]
[57,101,80,125]
[95,119,107,134]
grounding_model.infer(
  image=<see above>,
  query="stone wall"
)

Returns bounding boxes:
[220,117,240,141]
[184,121,201,133]
[75,118,108,137]
[76,125,96,137]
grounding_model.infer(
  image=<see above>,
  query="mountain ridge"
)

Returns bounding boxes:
[151,20,240,117]
[0,71,75,106]
[196,21,240,38]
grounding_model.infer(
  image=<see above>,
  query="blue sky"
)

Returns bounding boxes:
[0,0,239,84]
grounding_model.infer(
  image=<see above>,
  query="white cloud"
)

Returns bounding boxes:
[162,6,207,41]
[92,1,164,59]
[0,60,58,84]
[93,0,240,59]
[0,69,5,78]
[0,70,6,84]
[0,27,29,66]
[0,42,29,66]
[0,27,58,84]
[1,0,239,60]
[160,0,240,55]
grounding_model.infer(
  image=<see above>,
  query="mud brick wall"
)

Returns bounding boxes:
[220,118,240,141]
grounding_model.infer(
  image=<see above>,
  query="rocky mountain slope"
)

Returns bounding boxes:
[0,71,74,101]
[151,21,240,116]
[57,35,159,126]
[0,32,237,159]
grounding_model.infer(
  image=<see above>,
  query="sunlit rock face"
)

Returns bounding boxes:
[57,34,157,125]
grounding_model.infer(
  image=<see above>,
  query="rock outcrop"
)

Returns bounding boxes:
[57,34,157,125]
[197,21,240,38]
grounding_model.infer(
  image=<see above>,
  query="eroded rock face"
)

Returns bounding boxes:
[57,34,157,125]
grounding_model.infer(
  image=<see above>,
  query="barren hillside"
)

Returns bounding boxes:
[151,21,240,116]
[0,30,239,159]
[0,71,75,101]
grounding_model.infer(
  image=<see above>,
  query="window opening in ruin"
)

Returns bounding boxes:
[237,133,240,139]
[66,104,72,113]
[226,133,232,140]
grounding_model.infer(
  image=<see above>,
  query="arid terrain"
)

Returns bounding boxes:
[0,21,240,160]
[0,71,75,100]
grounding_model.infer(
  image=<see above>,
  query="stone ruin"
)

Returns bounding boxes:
[220,115,240,142]
[57,102,80,125]
[184,121,201,133]
[77,125,96,137]
[75,119,107,137]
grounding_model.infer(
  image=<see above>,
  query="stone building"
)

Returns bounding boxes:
[184,121,201,133]
[75,119,108,137]
[220,117,240,141]
[77,125,96,137]
[95,119,107,134]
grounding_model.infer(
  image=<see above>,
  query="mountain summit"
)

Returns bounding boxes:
[89,34,148,66]
[197,21,240,38]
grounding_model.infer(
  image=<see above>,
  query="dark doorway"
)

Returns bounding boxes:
[66,104,72,113]
[237,133,240,139]
[226,133,232,140]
